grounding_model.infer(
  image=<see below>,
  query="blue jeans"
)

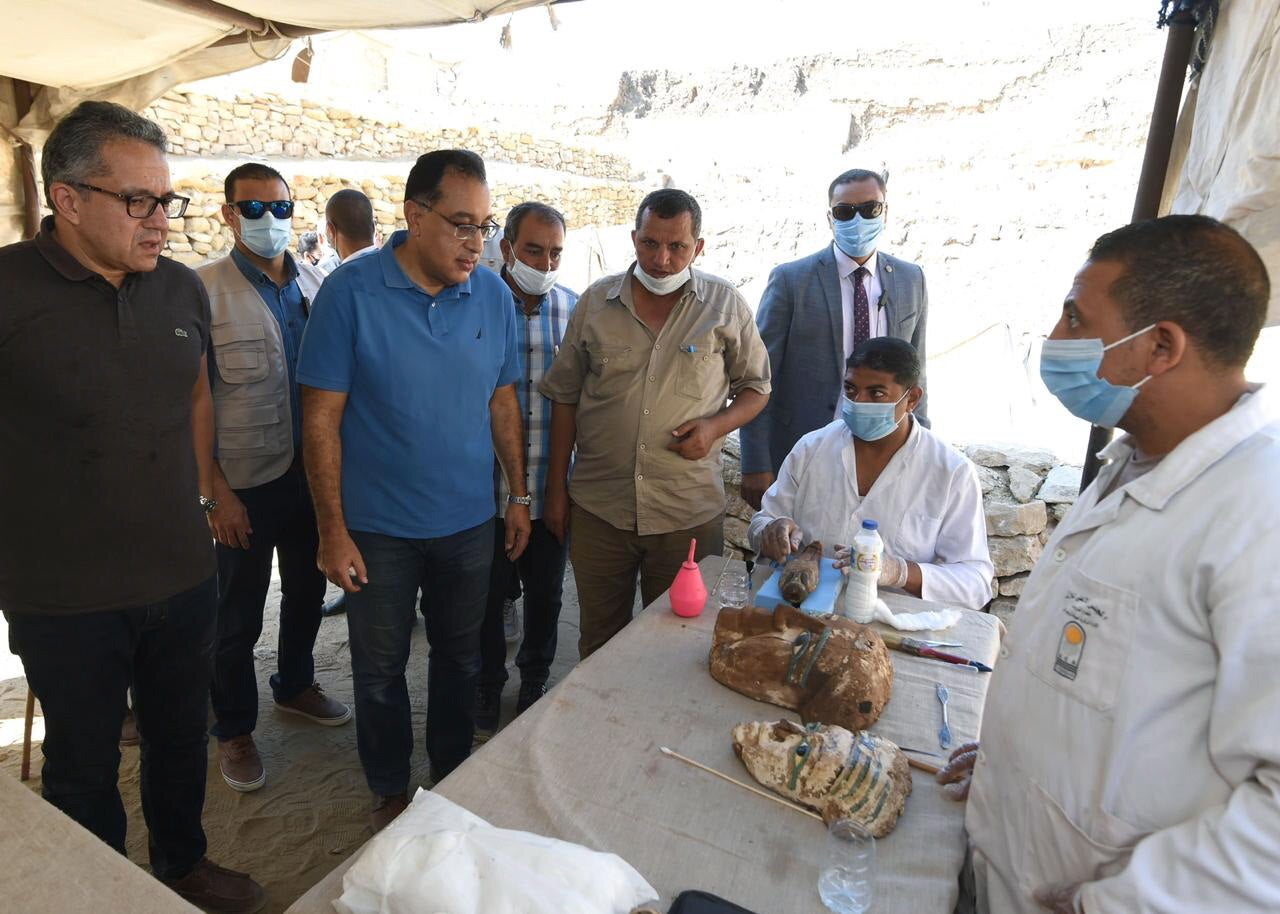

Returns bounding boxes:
[480,517,566,688]
[4,575,217,880]
[346,520,492,795]
[210,463,326,740]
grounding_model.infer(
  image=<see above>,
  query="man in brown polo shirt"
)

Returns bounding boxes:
[540,189,771,657]
[0,101,265,913]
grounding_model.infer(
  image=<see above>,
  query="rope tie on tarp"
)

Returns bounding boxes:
[1158,0,1220,81]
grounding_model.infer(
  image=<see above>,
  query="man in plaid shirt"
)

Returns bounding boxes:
[476,202,578,732]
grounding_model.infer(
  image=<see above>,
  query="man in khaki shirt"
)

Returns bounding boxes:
[540,189,771,657]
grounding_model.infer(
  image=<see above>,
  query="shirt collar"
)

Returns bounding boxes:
[341,243,380,264]
[230,246,300,288]
[1098,383,1275,510]
[34,215,107,282]
[379,230,472,300]
[833,243,877,280]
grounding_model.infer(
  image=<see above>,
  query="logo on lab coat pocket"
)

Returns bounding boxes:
[1053,621,1086,680]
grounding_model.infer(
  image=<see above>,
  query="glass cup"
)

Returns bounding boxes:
[716,571,750,610]
[819,818,875,914]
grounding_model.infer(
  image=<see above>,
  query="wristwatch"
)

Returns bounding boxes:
[507,494,533,507]
[199,495,218,515]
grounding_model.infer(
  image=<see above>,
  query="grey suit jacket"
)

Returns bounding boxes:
[739,245,929,476]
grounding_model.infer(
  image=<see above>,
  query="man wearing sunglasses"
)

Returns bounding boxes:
[195,163,349,797]
[298,149,529,832]
[0,102,266,911]
[739,168,930,511]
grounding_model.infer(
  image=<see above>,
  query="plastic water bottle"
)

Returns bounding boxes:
[839,520,883,624]
[819,818,875,913]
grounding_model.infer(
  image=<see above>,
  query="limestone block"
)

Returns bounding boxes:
[201,126,219,142]
[1008,465,1042,503]
[1038,465,1083,503]
[972,462,1006,496]
[988,597,1018,628]
[284,142,304,158]
[234,105,252,118]
[1050,503,1071,523]
[192,241,212,255]
[985,498,1047,536]
[964,443,1058,471]
[293,185,318,201]
[317,137,335,155]
[988,534,1042,577]
[998,573,1029,597]
[187,232,213,244]
[179,123,202,141]
[263,140,283,156]
[168,240,193,253]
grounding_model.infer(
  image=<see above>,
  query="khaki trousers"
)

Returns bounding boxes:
[570,503,724,659]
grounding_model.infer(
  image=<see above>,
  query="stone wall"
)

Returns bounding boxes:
[720,433,1081,623]
[163,172,637,267]
[143,91,636,182]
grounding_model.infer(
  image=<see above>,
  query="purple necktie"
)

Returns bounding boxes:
[852,266,871,348]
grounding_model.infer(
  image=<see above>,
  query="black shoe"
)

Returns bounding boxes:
[516,681,547,715]
[321,593,347,617]
[474,686,501,732]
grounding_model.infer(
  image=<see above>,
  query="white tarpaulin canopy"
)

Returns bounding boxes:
[1164,0,1280,326]
[0,1,560,92]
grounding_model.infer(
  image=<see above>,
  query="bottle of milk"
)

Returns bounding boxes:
[840,520,883,624]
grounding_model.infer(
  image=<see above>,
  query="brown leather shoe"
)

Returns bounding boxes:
[164,858,266,914]
[370,791,409,833]
[275,683,352,726]
[217,735,266,793]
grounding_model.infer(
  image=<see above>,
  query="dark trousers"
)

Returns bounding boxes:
[570,504,724,658]
[346,520,492,795]
[210,463,326,740]
[480,517,567,690]
[5,575,217,880]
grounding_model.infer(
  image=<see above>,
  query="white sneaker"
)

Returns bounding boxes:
[503,597,522,644]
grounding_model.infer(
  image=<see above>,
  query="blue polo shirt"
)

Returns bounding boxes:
[297,231,521,539]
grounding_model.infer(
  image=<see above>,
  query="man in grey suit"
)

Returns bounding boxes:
[739,168,930,509]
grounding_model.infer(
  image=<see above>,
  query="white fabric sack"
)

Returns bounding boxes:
[335,790,658,914]
[870,598,961,632]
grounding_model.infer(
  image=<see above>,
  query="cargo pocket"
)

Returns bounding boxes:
[676,337,724,401]
[212,322,269,384]
[584,343,638,399]
[215,397,283,457]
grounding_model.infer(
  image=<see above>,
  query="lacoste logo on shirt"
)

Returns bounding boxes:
[174,328,189,338]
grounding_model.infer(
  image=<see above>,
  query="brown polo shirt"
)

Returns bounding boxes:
[539,265,771,535]
[0,217,216,614]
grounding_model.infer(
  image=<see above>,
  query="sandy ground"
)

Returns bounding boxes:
[0,565,591,913]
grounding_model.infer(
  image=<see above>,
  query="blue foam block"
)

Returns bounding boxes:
[755,557,843,615]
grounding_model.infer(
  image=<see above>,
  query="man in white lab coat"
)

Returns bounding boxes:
[938,215,1279,913]
[747,337,993,610]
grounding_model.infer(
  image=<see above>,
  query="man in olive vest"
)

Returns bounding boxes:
[197,163,351,795]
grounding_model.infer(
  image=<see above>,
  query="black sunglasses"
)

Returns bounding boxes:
[830,201,887,222]
[232,199,294,220]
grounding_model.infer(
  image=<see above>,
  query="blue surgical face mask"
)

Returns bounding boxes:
[1039,324,1156,428]
[841,392,909,441]
[238,213,292,259]
[832,214,885,260]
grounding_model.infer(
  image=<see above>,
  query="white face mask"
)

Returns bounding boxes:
[507,257,558,296]
[633,263,690,296]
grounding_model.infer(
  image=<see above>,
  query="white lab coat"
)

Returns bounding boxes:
[967,384,1280,913]
[747,418,993,609]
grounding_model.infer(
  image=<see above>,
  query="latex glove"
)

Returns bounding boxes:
[878,551,909,588]
[935,742,979,801]
[760,517,803,561]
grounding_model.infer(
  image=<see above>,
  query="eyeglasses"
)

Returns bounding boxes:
[72,182,190,219]
[414,200,500,241]
[830,201,887,222]
[231,199,295,220]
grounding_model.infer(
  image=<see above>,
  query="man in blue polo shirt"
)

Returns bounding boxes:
[298,149,530,832]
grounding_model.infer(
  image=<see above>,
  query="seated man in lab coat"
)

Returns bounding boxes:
[938,215,1279,913]
[747,337,993,609]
